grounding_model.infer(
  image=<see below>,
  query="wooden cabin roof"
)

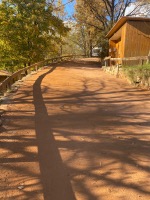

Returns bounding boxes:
[0,70,11,77]
[106,17,150,39]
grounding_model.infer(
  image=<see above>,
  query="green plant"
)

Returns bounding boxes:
[122,64,150,85]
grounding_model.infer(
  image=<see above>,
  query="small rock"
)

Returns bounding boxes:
[18,185,24,190]
[60,105,64,109]
[99,162,102,167]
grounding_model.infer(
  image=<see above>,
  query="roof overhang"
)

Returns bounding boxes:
[106,17,150,39]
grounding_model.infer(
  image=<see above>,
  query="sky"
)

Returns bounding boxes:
[62,0,75,17]
[62,0,150,18]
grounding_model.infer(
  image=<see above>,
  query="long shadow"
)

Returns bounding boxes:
[33,65,76,200]
[1,60,150,199]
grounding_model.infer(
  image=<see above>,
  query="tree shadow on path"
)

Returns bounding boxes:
[33,65,76,200]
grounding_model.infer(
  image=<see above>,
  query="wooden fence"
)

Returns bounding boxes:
[0,55,84,95]
[104,56,150,67]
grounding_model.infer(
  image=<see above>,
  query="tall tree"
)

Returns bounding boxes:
[0,0,69,71]
[76,0,150,32]
[75,0,150,57]
[53,0,67,56]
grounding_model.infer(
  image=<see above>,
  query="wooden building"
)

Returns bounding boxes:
[106,17,150,60]
[0,70,11,83]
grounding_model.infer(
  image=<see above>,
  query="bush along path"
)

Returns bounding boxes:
[103,63,150,89]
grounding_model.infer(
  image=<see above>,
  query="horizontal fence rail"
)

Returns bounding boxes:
[0,55,85,95]
[104,56,150,67]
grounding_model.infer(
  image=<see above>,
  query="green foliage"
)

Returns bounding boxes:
[75,0,109,57]
[0,0,69,72]
[62,24,84,55]
[122,64,150,83]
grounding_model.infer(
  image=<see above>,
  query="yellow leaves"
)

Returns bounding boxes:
[0,0,70,68]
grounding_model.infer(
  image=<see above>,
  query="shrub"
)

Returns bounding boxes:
[122,64,150,85]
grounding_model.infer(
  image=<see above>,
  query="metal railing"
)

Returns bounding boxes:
[0,55,84,95]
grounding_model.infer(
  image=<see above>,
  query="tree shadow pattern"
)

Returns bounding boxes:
[0,60,150,200]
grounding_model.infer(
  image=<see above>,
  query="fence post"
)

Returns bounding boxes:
[27,69,31,74]
[0,85,5,96]
[139,59,144,65]
[147,56,150,64]
[17,73,22,80]
[116,64,119,77]
[35,65,38,72]
[7,81,11,91]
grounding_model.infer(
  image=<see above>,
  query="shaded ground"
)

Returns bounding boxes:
[0,58,150,200]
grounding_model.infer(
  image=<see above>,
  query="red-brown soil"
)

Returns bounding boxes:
[0,58,150,200]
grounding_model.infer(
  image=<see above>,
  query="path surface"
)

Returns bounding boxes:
[0,58,150,200]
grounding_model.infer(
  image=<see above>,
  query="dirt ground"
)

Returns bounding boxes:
[0,58,150,200]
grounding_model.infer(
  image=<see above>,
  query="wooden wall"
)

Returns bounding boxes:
[121,23,127,58]
[124,20,150,57]
[109,40,116,58]
[109,24,127,58]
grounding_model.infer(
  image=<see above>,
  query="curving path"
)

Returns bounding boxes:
[0,58,150,200]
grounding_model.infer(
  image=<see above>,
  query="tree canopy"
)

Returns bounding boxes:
[0,0,69,72]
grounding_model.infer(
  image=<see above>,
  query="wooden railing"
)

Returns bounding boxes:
[0,55,84,95]
[104,56,150,67]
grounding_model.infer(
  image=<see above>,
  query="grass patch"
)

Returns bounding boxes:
[122,64,150,84]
